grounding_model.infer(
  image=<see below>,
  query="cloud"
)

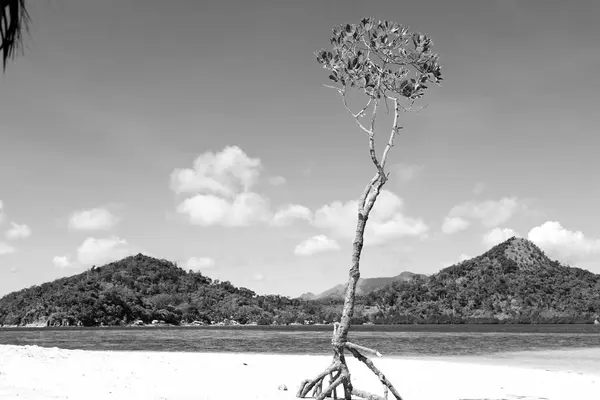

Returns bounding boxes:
[253,272,265,281]
[0,242,16,255]
[472,182,486,195]
[172,146,277,227]
[268,176,287,186]
[441,216,470,234]
[271,204,312,226]
[68,208,119,231]
[5,222,32,240]
[528,221,600,263]
[482,227,519,247]
[171,146,261,196]
[392,163,423,182]
[185,257,216,271]
[171,147,426,238]
[77,236,131,265]
[0,200,4,224]
[313,190,428,246]
[446,197,519,228]
[177,192,270,227]
[294,235,341,256]
[52,256,72,268]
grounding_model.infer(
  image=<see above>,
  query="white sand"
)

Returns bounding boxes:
[0,345,598,400]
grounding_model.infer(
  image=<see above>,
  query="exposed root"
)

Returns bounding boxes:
[312,377,323,398]
[352,388,386,400]
[297,342,401,400]
[297,362,341,398]
[342,378,353,400]
[347,348,402,400]
[329,371,339,399]
[320,370,347,400]
[297,324,401,400]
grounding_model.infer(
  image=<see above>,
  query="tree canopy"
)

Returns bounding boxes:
[0,0,29,70]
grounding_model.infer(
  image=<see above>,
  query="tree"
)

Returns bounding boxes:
[296,18,442,400]
[1,0,29,70]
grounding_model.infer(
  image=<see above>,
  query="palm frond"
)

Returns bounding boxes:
[0,0,30,71]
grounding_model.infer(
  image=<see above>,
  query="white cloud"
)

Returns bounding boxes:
[170,148,426,239]
[313,190,428,246]
[294,235,340,256]
[172,146,277,227]
[0,200,4,224]
[528,221,600,263]
[177,192,270,227]
[441,216,470,234]
[313,201,355,236]
[77,236,131,265]
[0,242,16,255]
[446,197,519,228]
[483,227,519,247]
[170,146,261,196]
[5,222,32,240]
[393,163,423,182]
[52,256,72,268]
[268,176,287,186]
[69,208,119,231]
[185,257,215,271]
[271,204,312,226]
[253,272,265,281]
[473,182,486,195]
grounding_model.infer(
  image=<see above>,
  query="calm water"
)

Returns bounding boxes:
[1,324,599,357]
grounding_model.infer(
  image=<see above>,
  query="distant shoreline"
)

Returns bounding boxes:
[2,321,600,329]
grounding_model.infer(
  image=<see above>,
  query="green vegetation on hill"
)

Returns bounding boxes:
[0,254,345,327]
[1,238,599,326]
[363,238,600,324]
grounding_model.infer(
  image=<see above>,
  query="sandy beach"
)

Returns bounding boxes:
[0,345,598,400]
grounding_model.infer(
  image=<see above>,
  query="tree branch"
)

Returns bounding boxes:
[380,97,401,170]
[363,177,385,215]
[344,341,383,357]
[322,83,342,91]
[365,99,387,180]
[369,97,378,133]
[341,92,374,136]
[358,174,378,212]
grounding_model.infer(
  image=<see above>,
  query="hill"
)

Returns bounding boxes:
[300,272,422,300]
[0,254,343,327]
[2,238,599,327]
[364,237,600,324]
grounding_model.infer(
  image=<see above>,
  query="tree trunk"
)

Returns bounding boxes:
[336,211,367,342]
[297,175,402,400]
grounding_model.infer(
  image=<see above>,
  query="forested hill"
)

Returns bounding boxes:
[365,237,600,324]
[2,238,600,327]
[0,254,343,327]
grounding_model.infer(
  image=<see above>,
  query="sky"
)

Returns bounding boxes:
[1,0,600,297]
